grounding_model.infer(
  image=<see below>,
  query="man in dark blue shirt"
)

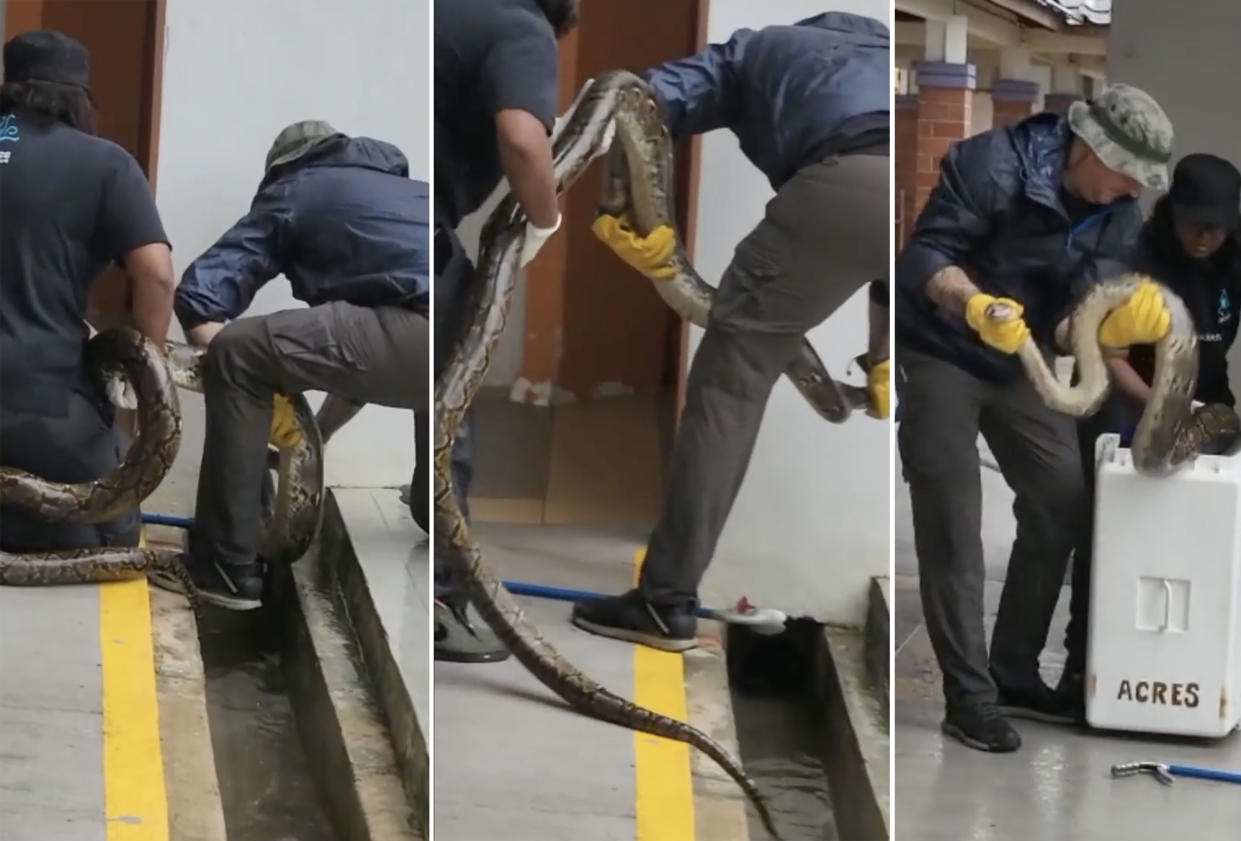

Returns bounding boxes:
[570,13,891,651]
[154,120,430,611]
[0,30,175,552]
[432,0,577,662]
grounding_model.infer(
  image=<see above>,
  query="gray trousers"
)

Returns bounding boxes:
[192,301,428,569]
[896,345,1087,710]
[0,388,140,551]
[638,153,889,610]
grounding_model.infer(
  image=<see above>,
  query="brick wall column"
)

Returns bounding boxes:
[991,78,1040,128]
[895,94,918,251]
[912,61,975,225]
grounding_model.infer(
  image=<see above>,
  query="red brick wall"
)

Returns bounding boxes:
[914,87,972,225]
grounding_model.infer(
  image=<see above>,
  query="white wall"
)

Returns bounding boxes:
[156,0,430,487]
[692,0,891,626]
[1108,0,1241,393]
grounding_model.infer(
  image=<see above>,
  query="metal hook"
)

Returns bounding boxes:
[1112,761,1175,785]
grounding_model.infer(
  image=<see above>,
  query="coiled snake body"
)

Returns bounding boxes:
[436,70,784,838]
[0,327,324,614]
[993,274,1241,473]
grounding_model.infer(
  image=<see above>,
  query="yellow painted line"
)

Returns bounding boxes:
[632,547,695,841]
[100,527,168,840]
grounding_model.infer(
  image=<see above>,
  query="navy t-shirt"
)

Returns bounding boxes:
[433,0,560,228]
[0,110,169,416]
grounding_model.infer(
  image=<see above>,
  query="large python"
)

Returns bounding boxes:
[0,327,324,607]
[435,70,783,839]
[990,274,1241,474]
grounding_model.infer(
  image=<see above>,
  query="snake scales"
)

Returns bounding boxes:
[991,274,1241,474]
[0,327,325,613]
[435,70,784,839]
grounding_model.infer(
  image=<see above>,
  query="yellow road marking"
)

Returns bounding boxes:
[100,528,168,840]
[632,548,695,841]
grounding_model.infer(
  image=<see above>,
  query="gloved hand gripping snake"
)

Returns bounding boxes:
[0,327,325,614]
[990,274,1241,473]
[435,70,783,839]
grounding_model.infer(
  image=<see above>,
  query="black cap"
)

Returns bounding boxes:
[1170,153,1241,230]
[3,30,91,90]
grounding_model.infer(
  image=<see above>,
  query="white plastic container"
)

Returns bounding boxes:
[1085,433,1241,738]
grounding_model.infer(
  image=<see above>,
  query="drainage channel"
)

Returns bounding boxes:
[728,619,888,841]
[198,603,340,841]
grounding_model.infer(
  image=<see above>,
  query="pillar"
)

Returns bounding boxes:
[910,15,974,222]
[895,94,919,251]
[991,79,1040,127]
[1044,64,1083,114]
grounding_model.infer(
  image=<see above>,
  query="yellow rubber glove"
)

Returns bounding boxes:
[1098,280,1171,348]
[867,358,890,420]
[591,212,678,280]
[269,394,303,448]
[965,293,1031,354]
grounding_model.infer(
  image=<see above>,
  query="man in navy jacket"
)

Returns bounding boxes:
[895,84,1176,752]
[157,121,430,610]
[572,13,891,651]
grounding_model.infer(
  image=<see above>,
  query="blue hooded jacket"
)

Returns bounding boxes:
[174,135,429,329]
[895,112,1144,383]
[644,11,889,192]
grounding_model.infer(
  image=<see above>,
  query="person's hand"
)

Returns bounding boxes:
[591,212,677,280]
[519,213,562,268]
[186,322,225,347]
[866,358,890,420]
[1098,280,1171,348]
[965,293,1031,354]
[269,394,303,448]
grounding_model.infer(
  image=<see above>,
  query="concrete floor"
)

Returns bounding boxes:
[432,522,756,841]
[894,440,1241,841]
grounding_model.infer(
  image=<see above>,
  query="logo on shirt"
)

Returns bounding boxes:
[0,114,19,143]
[1219,289,1232,325]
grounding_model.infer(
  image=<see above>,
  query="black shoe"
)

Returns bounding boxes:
[434,599,510,663]
[150,559,264,611]
[571,589,697,652]
[1052,669,1087,725]
[992,669,1078,725]
[942,703,1022,752]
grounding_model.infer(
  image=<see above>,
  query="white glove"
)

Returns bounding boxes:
[519,213,562,268]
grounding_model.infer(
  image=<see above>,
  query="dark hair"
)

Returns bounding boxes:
[533,0,579,38]
[0,79,97,134]
[1147,194,1241,280]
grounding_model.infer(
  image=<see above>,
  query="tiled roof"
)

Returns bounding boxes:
[1034,0,1111,26]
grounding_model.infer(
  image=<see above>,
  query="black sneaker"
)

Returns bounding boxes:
[150,559,264,611]
[992,669,1078,725]
[570,589,697,652]
[1051,670,1087,725]
[435,599,510,663]
[942,703,1022,752]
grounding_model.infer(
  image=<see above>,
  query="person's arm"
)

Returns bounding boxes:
[1105,352,1153,404]
[867,280,889,365]
[642,29,751,141]
[173,186,290,346]
[124,243,176,348]
[895,135,1002,320]
[96,151,176,349]
[495,110,559,229]
[480,24,561,241]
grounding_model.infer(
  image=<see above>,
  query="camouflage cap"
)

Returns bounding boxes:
[265,120,344,172]
[1067,84,1174,192]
